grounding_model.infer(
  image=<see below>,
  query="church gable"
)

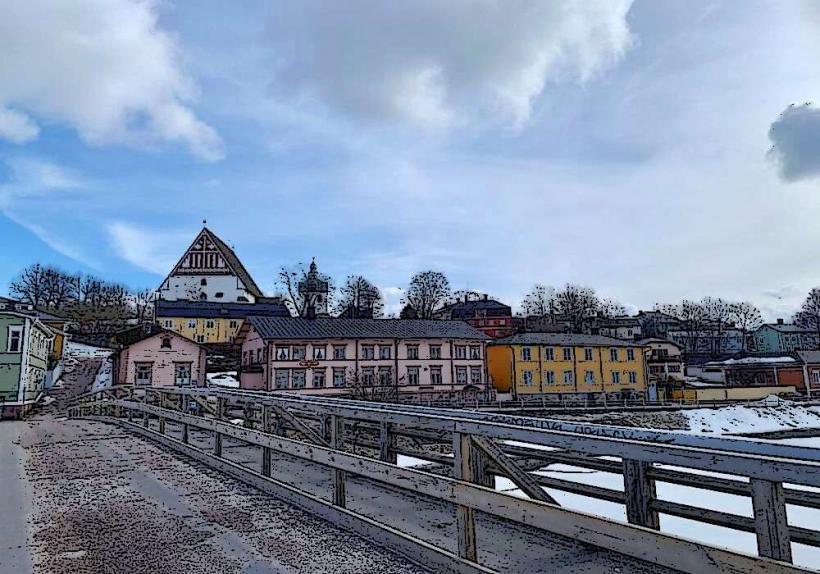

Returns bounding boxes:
[174,230,231,275]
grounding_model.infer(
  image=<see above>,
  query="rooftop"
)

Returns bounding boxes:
[155,299,290,319]
[491,332,645,347]
[244,316,490,341]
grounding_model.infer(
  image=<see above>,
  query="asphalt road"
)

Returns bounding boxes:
[0,415,427,574]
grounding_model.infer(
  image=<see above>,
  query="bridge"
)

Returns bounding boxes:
[65,387,820,574]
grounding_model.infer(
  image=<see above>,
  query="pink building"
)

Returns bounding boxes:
[236,317,489,398]
[115,329,207,388]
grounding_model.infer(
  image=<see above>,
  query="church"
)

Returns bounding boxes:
[154,226,290,345]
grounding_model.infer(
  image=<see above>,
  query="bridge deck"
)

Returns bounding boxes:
[2,415,427,574]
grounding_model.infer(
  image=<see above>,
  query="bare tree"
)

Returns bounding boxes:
[730,301,762,354]
[335,275,384,318]
[521,284,557,318]
[599,298,627,318]
[403,271,450,319]
[9,264,46,307]
[346,369,398,402]
[554,284,600,332]
[131,288,155,322]
[701,296,733,355]
[795,288,820,350]
[657,300,708,354]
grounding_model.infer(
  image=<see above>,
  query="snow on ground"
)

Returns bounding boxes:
[207,371,239,388]
[683,400,820,434]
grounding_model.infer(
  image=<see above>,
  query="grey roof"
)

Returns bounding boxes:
[156,299,290,319]
[437,298,512,319]
[246,316,490,340]
[491,332,645,347]
[636,337,682,348]
[761,323,814,334]
[797,351,820,364]
[206,228,264,299]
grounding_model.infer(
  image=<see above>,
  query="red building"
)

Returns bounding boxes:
[434,295,514,338]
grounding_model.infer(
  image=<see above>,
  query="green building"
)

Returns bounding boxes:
[1,312,54,419]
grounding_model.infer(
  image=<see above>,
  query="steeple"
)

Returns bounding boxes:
[298,258,329,316]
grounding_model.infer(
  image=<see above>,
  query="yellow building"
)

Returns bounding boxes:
[155,300,290,344]
[488,333,648,398]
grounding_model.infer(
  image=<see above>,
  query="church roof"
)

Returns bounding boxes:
[155,299,290,319]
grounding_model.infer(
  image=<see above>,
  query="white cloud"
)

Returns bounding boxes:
[266,1,634,130]
[106,221,191,275]
[0,0,224,160]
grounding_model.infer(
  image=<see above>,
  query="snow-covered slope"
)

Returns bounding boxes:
[684,401,820,434]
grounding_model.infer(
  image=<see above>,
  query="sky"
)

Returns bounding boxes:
[1,0,820,319]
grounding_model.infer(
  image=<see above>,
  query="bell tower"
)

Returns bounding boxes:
[298,259,329,316]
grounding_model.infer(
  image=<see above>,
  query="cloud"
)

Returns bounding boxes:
[768,103,820,182]
[0,0,224,160]
[106,221,191,275]
[265,1,634,130]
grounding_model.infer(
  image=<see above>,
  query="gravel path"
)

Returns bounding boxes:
[5,415,427,574]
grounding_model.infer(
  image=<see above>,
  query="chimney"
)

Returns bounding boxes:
[464,294,468,303]
[777,318,784,325]
[483,294,488,301]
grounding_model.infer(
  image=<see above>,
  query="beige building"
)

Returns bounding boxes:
[115,328,207,388]
[236,317,489,398]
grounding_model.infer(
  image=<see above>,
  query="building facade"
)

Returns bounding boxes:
[487,333,648,399]
[433,295,514,338]
[236,317,489,398]
[115,329,207,388]
[594,316,642,341]
[1,312,54,418]
[638,338,685,387]
[753,321,820,353]
[667,328,744,355]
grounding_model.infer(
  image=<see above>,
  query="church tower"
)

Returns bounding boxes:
[298,259,329,316]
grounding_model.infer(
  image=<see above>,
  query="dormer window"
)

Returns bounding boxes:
[199,293,207,301]
[215,292,224,298]
[160,337,172,349]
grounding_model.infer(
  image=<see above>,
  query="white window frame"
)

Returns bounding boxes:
[521,347,531,361]
[562,347,573,361]
[7,326,23,353]
[522,370,533,386]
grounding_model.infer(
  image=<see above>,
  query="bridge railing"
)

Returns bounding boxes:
[66,386,820,574]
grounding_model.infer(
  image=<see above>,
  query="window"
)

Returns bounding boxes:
[407,367,420,385]
[229,320,238,329]
[543,347,555,361]
[200,278,207,286]
[584,348,593,361]
[206,320,215,329]
[163,319,173,329]
[174,362,192,386]
[522,370,533,385]
[470,346,481,359]
[562,347,573,361]
[407,345,419,359]
[215,292,224,299]
[585,370,595,385]
[333,346,346,360]
[456,345,467,359]
[378,367,393,385]
[611,371,621,384]
[456,366,468,384]
[429,345,441,359]
[629,371,638,385]
[7,326,22,352]
[470,367,482,385]
[813,370,820,384]
[160,337,172,349]
[292,347,306,360]
[256,348,262,363]
[187,320,197,329]
[521,347,531,361]
[291,369,306,389]
[333,368,346,387]
[275,346,289,360]
[610,348,619,362]
[430,366,442,385]
[379,346,392,360]
[275,369,289,389]
[627,348,635,361]
[544,371,555,385]
[313,345,326,360]
[361,368,375,385]
[196,335,205,343]
[135,363,152,386]
[362,345,375,360]
[563,370,574,385]
[313,369,326,388]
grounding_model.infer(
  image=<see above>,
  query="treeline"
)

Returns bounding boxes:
[8,264,153,337]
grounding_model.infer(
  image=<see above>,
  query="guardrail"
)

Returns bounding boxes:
[67,386,820,574]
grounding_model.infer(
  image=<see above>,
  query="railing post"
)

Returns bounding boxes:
[330,414,346,507]
[214,396,225,457]
[181,420,189,444]
[623,459,659,529]
[379,421,397,464]
[261,405,272,477]
[452,431,478,562]
[750,479,792,562]
[158,416,166,435]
